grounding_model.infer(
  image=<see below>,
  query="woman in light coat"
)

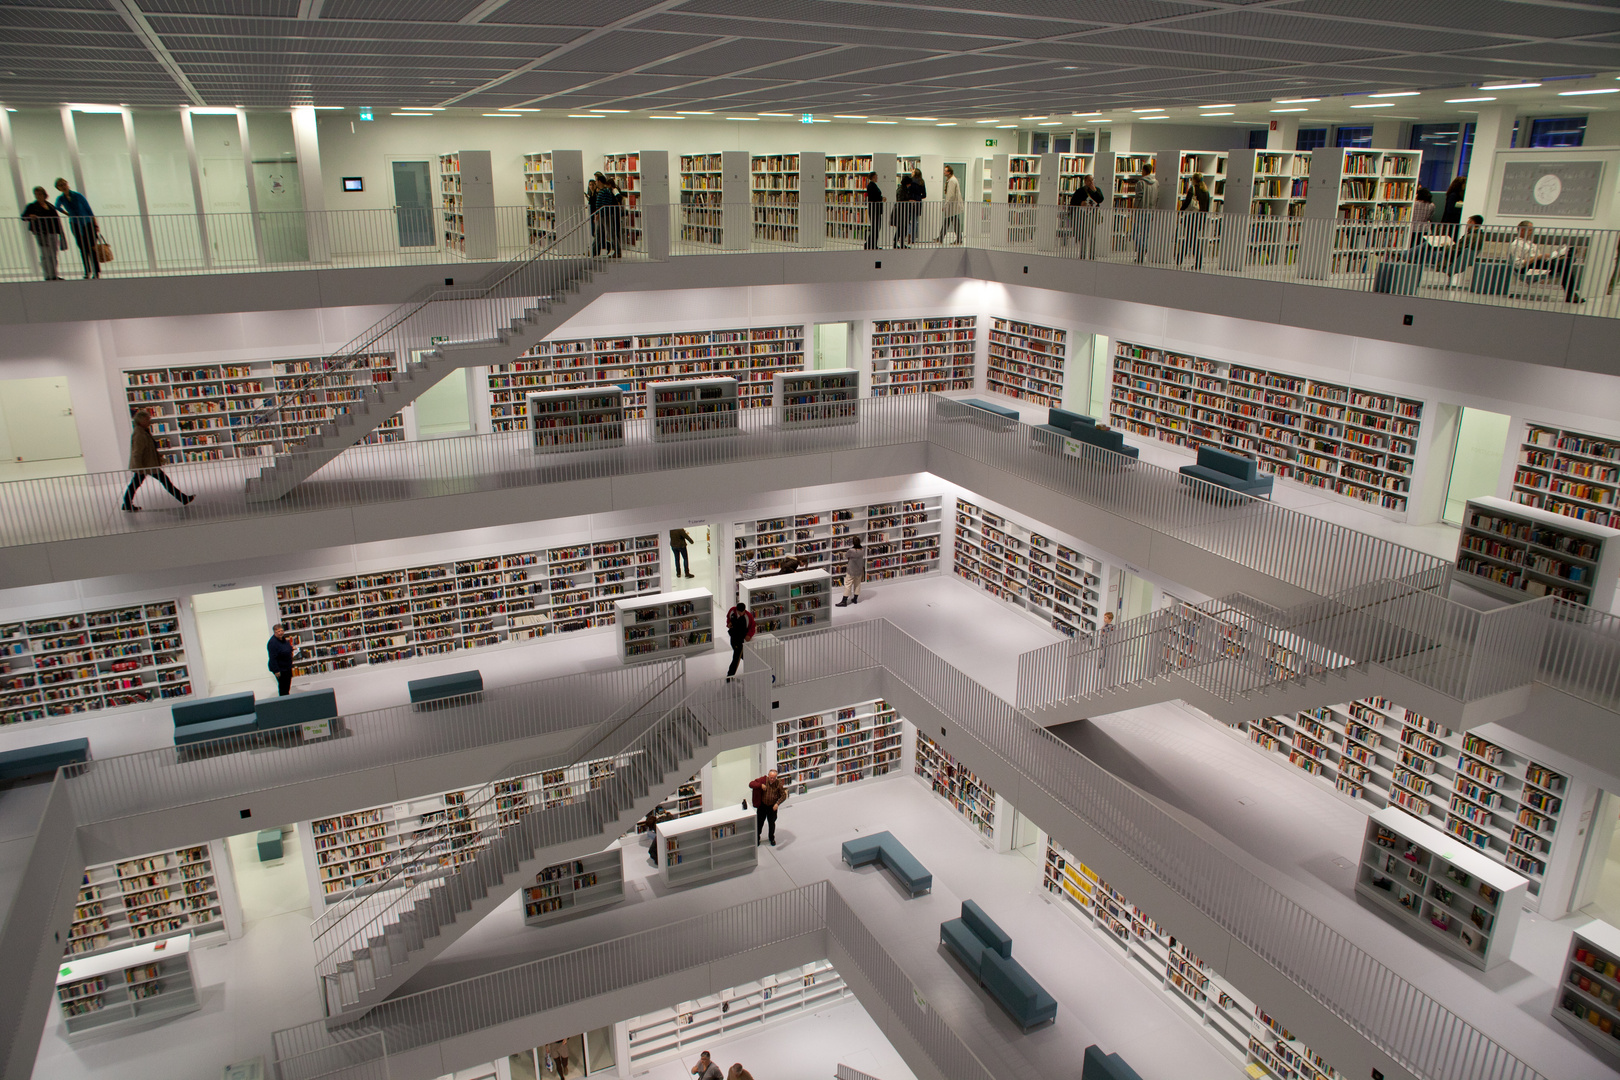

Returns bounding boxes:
[835,536,865,607]
[936,164,964,244]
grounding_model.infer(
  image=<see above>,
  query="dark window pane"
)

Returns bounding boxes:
[1528,116,1586,148]
[1335,126,1373,148]
[1296,128,1327,151]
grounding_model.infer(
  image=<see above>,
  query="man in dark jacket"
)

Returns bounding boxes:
[267,623,296,696]
[864,173,884,250]
[749,769,786,846]
[725,599,755,680]
[669,527,695,578]
[122,409,194,511]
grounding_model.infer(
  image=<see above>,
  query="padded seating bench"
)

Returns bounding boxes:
[1063,421,1139,463]
[408,670,484,709]
[256,829,284,862]
[1081,1045,1144,1080]
[1031,407,1095,452]
[941,397,1020,431]
[840,830,932,896]
[0,738,89,784]
[940,899,1057,1031]
[1179,446,1273,500]
[255,689,338,735]
[172,692,257,747]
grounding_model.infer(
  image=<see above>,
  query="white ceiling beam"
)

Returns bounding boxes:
[108,0,205,106]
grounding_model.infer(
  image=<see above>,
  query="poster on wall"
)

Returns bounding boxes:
[1497,161,1603,218]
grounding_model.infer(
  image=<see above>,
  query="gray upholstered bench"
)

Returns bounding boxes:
[0,738,89,783]
[940,899,1056,1031]
[1082,1046,1145,1080]
[1179,446,1274,500]
[172,692,256,747]
[256,829,284,862]
[1032,407,1096,452]
[408,670,484,709]
[942,398,1020,431]
[841,830,932,896]
[255,689,338,737]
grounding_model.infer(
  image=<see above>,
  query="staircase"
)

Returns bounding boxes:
[246,213,614,503]
[315,677,765,1025]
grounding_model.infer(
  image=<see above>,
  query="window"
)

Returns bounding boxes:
[1031,132,1049,153]
[1334,126,1373,148]
[1249,129,1268,149]
[1528,116,1586,148]
[1410,123,1462,192]
[1296,128,1327,151]
[1457,122,1475,181]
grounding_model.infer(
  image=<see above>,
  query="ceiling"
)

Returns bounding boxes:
[4,0,1620,117]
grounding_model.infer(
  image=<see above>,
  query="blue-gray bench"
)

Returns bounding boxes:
[841,830,932,896]
[940,899,1057,1030]
[256,829,284,862]
[172,692,257,747]
[408,670,484,709]
[0,738,89,783]
[1179,446,1274,500]
[1065,422,1140,462]
[1081,1045,1144,1080]
[942,397,1020,431]
[255,689,338,735]
[1032,407,1095,452]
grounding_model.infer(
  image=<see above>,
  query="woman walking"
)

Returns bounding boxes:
[835,536,864,607]
[20,187,64,281]
[936,164,963,244]
[1174,173,1211,268]
[122,409,194,511]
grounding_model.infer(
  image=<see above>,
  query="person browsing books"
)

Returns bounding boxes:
[835,536,864,607]
[692,1051,723,1080]
[749,769,786,846]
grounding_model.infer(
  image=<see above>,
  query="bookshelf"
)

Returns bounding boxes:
[68,843,228,958]
[522,846,625,926]
[1456,496,1620,608]
[869,316,977,396]
[2,599,191,727]
[488,324,805,428]
[1110,340,1423,515]
[773,368,858,427]
[439,150,495,259]
[1169,150,1227,211]
[987,316,1067,407]
[914,730,997,841]
[1301,148,1420,277]
[602,151,655,252]
[526,387,625,453]
[1111,153,1157,207]
[825,152,897,243]
[275,354,401,449]
[732,496,943,583]
[772,699,900,796]
[656,803,756,887]
[272,533,660,675]
[1556,921,1620,1064]
[1057,152,1096,197]
[750,152,826,245]
[55,934,199,1037]
[615,588,714,662]
[624,961,846,1069]
[738,569,832,635]
[522,150,585,249]
[649,377,740,441]
[991,153,1045,243]
[1223,150,1311,269]
[641,774,703,832]
[952,497,1104,638]
[678,151,748,249]
[1044,840,1343,1079]
[1357,806,1526,969]
[1514,423,1620,529]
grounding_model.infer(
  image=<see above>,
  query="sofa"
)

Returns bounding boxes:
[1064,421,1140,461]
[940,899,1057,1030]
[841,830,932,896]
[942,397,1020,431]
[1081,1045,1144,1080]
[1032,407,1096,451]
[1179,446,1274,499]
[0,738,90,784]
[172,692,257,747]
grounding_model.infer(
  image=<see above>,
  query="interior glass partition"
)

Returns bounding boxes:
[246,111,307,263]
[133,109,204,267]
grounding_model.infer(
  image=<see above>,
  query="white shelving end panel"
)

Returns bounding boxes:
[739,569,833,635]
[615,587,715,663]
[522,844,627,927]
[527,387,626,453]
[55,933,200,1038]
[1456,495,1620,611]
[656,803,757,888]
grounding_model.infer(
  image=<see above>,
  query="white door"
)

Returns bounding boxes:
[191,586,273,697]
[0,376,83,462]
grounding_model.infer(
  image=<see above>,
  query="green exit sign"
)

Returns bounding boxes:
[984,139,997,147]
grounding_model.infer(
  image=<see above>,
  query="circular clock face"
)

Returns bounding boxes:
[1533,173,1563,207]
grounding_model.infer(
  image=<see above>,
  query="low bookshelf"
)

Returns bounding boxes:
[869,316,977,396]
[1514,422,1620,529]
[650,377,740,441]
[774,368,857,427]
[55,934,200,1038]
[527,387,625,452]
[732,496,942,583]
[1556,921,1620,1064]
[738,569,832,635]
[522,846,626,926]
[1356,806,1526,970]
[987,317,1068,407]
[624,961,846,1069]
[615,588,714,662]
[1455,495,1620,609]
[656,803,756,887]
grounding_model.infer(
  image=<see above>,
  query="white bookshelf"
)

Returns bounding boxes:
[1557,920,1620,1064]
[1057,152,1096,197]
[869,316,977,396]
[732,496,942,584]
[991,153,1045,244]
[750,152,826,245]
[272,534,660,674]
[2,599,192,727]
[738,569,832,635]
[1044,840,1343,1079]
[774,368,857,427]
[952,497,1103,638]
[439,150,494,259]
[602,151,665,253]
[624,961,846,1068]
[914,730,997,841]
[1170,150,1227,211]
[639,774,703,832]
[678,151,748,249]
[55,934,199,1037]
[67,843,228,958]
[522,149,585,249]
[522,846,625,926]
[773,699,901,796]
[649,376,740,441]
[1357,807,1527,969]
[825,152,897,244]
[1223,150,1311,269]
[1110,340,1423,516]
[656,803,756,887]
[616,588,714,662]
[1457,495,1620,609]
[1301,148,1420,277]
[1515,422,1620,530]
[987,316,1067,407]
[527,387,625,453]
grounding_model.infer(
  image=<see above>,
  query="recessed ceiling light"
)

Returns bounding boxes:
[1271,108,1308,113]
[649,115,684,119]
[996,124,1018,129]
[567,114,599,118]
[1071,112,1100,117]
[1021,115,1046,120]
[833,114,867,119]
[1481,82,1540,90]
[70,104,126,113]
[1351,103,1395,108]
[760,113,793,117]
[391,112,432,117]
[1140,116,1168,120]
[1276,98,1320,104]
[502,108,540,112]
[868,120,898,124]
[483,113,521,117]
[977,119,1003,123]
[1369,91,1420,98]
[936,122,956,126]
[1199,104,1236,110]
[675,111,712,114]
[727,117,760,121]
[1130,108,1164,113]
[312,106,345,110]
[1037,121,1062,126]
[1060,66,1078,70]
[1560,88,1620,96]
[1447,97,1496,103]
[189,107,241,114]
[589,109,629,113]
[1201,112,1234,117]
[904,117,939,121]
[417,107,446,111]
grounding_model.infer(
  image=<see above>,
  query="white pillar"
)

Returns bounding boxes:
[1266,117,1298,151]
[291,106,330,263]
[1371,119,1403,150]
[1463,105,1515,221]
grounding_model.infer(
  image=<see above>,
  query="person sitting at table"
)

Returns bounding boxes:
[1509,219,1583,303]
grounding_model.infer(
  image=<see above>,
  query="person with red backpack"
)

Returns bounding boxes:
[725,598,755,681]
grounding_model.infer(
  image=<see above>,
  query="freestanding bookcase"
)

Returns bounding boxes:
[1514,422,1620,529]
[825,152,897,244]
[750,152,826,245]
[527,387,625,453]
[1299,148,1420,279]
[649,377,739,441]
[678,151,749,250]
[522,149,586,251]
[1355,806,1526,970]
[739,569,833,635]
[1556,920,1620,1065]
[1221,149,1311,270]
[615,588,715,662]
[657,803,757,887]
[439,150,495,259]
[522,845,626,926]
[55,933,200,1037]
[603,150,671,257]
[773,368,857,427]
[772,699,901,795]
[1456,495,1620,609]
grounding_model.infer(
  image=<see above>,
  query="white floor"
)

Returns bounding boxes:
[631,998,917,1080]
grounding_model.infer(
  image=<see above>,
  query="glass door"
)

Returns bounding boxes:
[1442,407,1511,524]
[391,160,434,248]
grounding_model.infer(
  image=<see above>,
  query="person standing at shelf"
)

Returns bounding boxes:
[1439,175,1466,230]
[749,768,786,846]
[691,1051,723,1080]
[864,172,884,250]
[1068,174,1105,259]
[669,526,695,579]
[905,167,926,246]
[1132,161,1159,264]
[725,599,755,681]
[641,806,668,866]
[835,536,864,608]
[777,554,801,576]
[54,177,101,279]
[1174,172,1211,269]
[736,549,758,584]
[20,186,64,281]
[587,176,613,257]
[936,163,963,244]
[122,409,195,512]
[267,623,296,697]
[600,173,625,257]
[1409,186,1434,249]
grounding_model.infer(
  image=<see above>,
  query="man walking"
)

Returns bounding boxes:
[54,177,100,279]
[725,599,755,681]
[669,526,695,579]
[122,409,194,511]
[267,623,297,697]
[749,768,786,846]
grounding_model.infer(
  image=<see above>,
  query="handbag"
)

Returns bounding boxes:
[94,231,113,264]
